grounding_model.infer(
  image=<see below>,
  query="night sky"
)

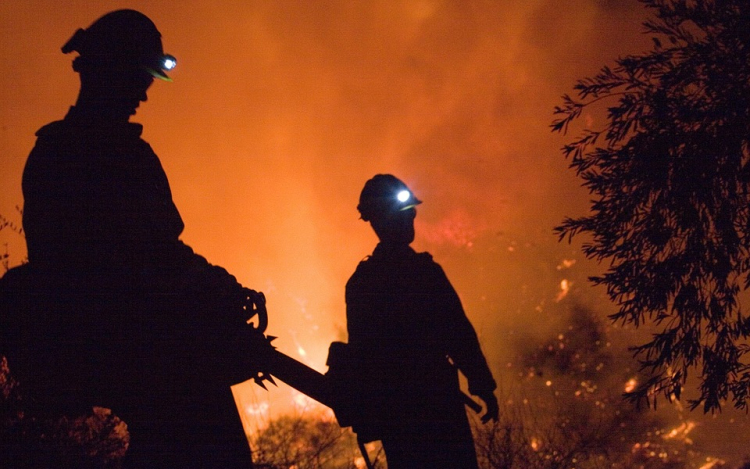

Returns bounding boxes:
[2,1,748,463]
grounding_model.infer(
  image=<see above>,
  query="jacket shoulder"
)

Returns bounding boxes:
[415,251,434,262]
[34,121,69,140]
[413,251,440,271]
[348,255,373,279]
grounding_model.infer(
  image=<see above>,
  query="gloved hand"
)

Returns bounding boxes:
[477,391,499,423]
[180,260,266,326]
[237,287,268,333]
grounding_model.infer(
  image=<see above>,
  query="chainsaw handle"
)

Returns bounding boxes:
[243,289,268,333]
[461,391,482,414]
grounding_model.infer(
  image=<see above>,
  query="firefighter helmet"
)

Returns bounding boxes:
[357,174,422,222]
[61,9,176,81]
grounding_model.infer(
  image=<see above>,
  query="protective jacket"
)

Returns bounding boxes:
[345,243,496,468]
[23,108,202,289]
[1,107,254,467]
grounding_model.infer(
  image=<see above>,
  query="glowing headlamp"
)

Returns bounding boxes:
[396,189,421,211]
[144,54,177,81]
[161,54,177,71]
[357,175,422,221]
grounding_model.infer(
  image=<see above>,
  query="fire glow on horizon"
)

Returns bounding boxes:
[2,1,749,463]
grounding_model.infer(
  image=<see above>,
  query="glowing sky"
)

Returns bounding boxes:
[1,0,748,462]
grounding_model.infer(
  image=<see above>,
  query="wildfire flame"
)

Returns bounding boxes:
[291,389,319,412]
[555,279,571,302]
[624,378,637,393]
[662,421,696,443]
[530,437,541,451]
[698,458,728,469]
[556,259,577,270]
[245,401,270,418]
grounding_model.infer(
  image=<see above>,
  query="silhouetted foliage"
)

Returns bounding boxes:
[0,208,24,272]
[0,356,22,429]
[1,358,130,468]
[247,303,726,468]
[2,209,129,467]
[552,0,750,412]
[479,303,689,469]
[250,413,385,469]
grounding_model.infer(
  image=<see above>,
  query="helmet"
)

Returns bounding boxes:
[61,9,176,81]
[357,174,422,222]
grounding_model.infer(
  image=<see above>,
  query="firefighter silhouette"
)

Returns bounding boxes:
[0,10,265,468]
[344,174,499,468]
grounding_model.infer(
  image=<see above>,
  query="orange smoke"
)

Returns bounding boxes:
[6,3,749,462]
[0,0,665,426]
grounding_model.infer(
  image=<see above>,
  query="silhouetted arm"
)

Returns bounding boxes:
[23,127,245,299]
[345,266,370,348]
[430,262,496,396]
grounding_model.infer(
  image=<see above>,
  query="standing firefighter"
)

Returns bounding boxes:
[344,174,499,468]
[0,10,266,468]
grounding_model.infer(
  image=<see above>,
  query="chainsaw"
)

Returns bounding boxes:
[242,290,482,415]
